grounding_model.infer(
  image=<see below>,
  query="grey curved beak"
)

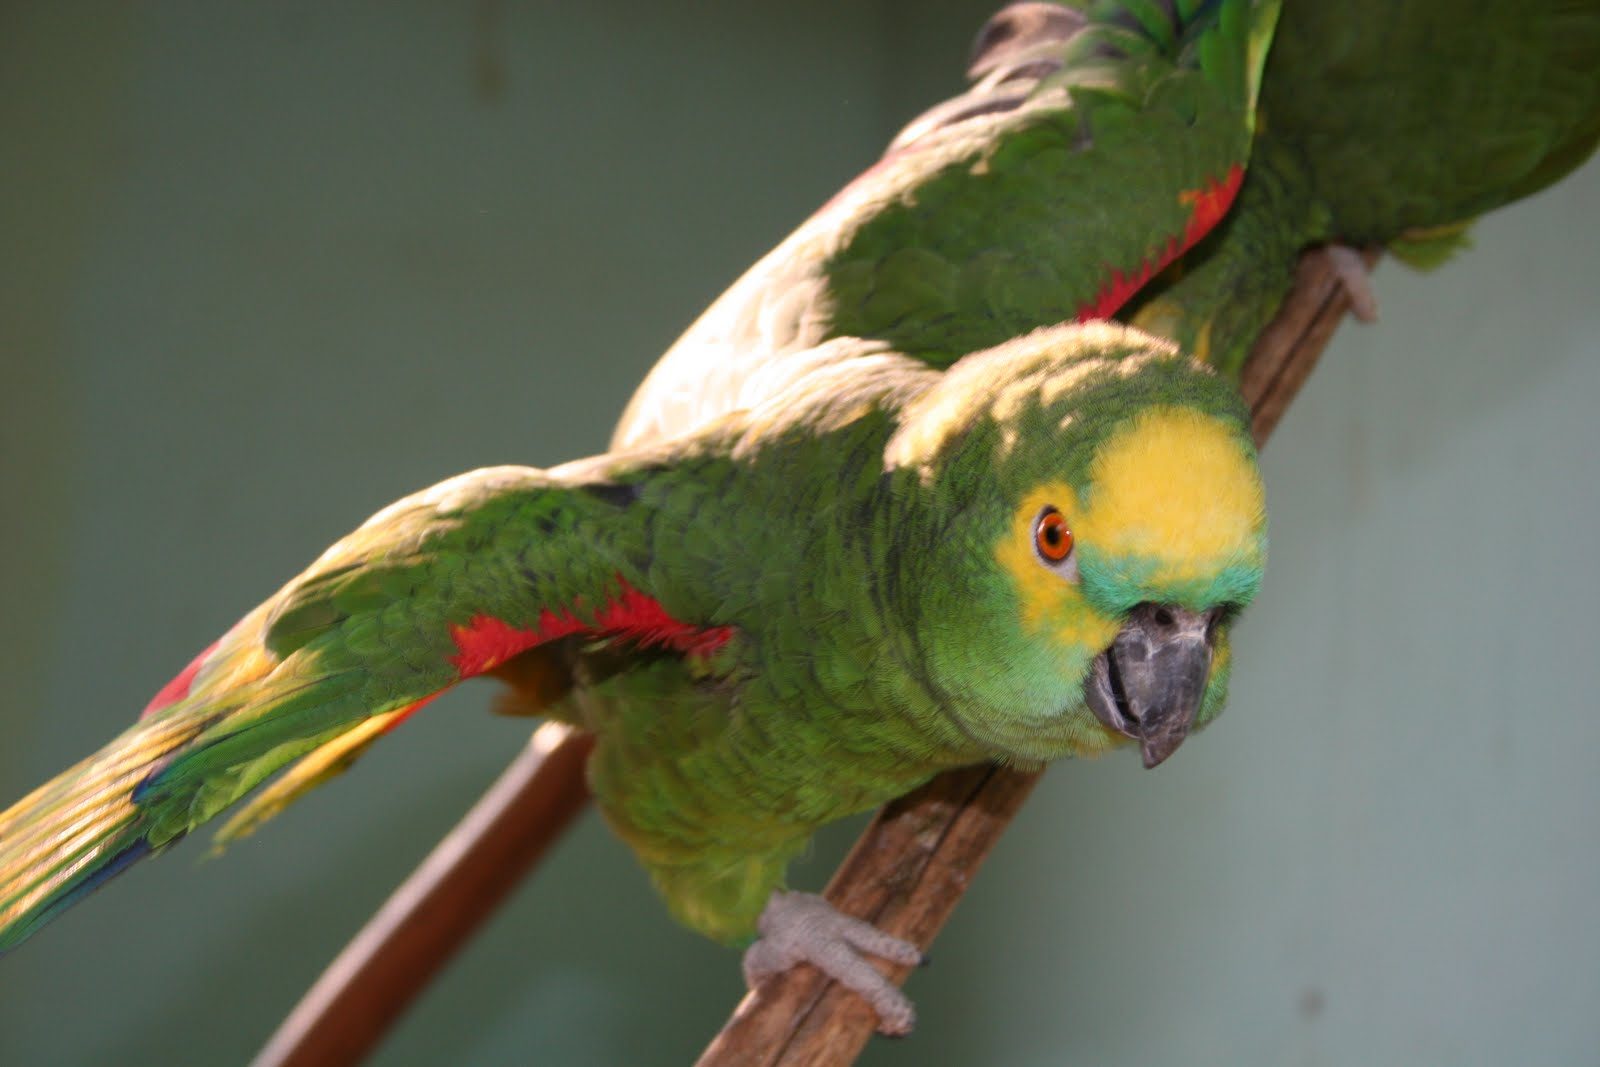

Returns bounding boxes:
[1083,603,1218,768]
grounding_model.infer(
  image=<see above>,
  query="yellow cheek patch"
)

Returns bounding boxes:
[1075,407,1265,585]
[994,482,1121,653]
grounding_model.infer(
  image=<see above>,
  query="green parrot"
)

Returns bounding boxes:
[616,0,1281,447]
[0,323,1268,1033]
[1125,0,1600,377]
[0,0,1281,1036]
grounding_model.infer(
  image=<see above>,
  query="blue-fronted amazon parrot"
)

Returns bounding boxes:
[1125,0,1600,377]
[0,0,1277,1035]
[0,323,1268,1032]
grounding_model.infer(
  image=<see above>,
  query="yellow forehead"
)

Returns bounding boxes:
[1074,406,1264,578]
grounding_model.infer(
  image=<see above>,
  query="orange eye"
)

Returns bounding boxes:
[1033,507,1074,563]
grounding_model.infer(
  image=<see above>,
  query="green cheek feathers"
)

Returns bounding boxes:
[1196,638,1233,730]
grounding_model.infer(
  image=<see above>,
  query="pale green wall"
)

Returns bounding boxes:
[1,5,1596,1065]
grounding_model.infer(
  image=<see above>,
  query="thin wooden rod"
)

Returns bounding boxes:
[250,722,594,1067]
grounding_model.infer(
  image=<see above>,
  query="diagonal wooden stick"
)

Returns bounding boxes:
[251,248,1376,1067]
[250,723,593,1067]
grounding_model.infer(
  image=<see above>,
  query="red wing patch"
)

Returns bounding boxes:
[1076,164,1245,322]
[447,576,733,679]
[140,580,729,725]
[1178,164,1244,246]
[140,640,221,719]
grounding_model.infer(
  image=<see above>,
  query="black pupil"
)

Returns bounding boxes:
[1039,513,1065,553]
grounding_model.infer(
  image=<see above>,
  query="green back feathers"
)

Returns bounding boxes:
[1258,0,1600,245]
[612,0,1280,450]
[819,0,1279,362]
[1130,0,1600,376]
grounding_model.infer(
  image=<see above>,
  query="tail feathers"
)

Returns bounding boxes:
[0,702,228,951]
[0,670,466,950]
[0,841,151,955]
[1,765,163,952]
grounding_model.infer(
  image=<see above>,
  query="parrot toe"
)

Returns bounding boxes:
[1319,243,1380,322]
[742,890,923,1036]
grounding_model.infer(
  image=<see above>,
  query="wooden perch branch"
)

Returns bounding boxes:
[251,247,1378,1067]
[1242,248,1382,445]
[251,723,593,1067]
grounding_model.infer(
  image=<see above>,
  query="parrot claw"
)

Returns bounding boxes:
[742,890,924,1036]
[1319,243,1380,322]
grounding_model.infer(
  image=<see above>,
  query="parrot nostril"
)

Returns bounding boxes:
[1152,606,1174,628]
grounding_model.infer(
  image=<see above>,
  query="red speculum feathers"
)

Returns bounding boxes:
[1076,163,1245,322]
[140,640,221,719]
[446,576,732,679]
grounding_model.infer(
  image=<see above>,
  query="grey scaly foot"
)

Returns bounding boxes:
[1319,243,1380,322]
[741,890,925,1036]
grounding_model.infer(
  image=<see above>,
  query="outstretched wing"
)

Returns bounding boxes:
[0,464,725,951]
[614,0,1280,448]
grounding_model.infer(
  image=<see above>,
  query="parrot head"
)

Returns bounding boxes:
[887,323,1266,767]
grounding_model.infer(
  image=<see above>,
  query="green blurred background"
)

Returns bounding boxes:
[3,4,1598,1064]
